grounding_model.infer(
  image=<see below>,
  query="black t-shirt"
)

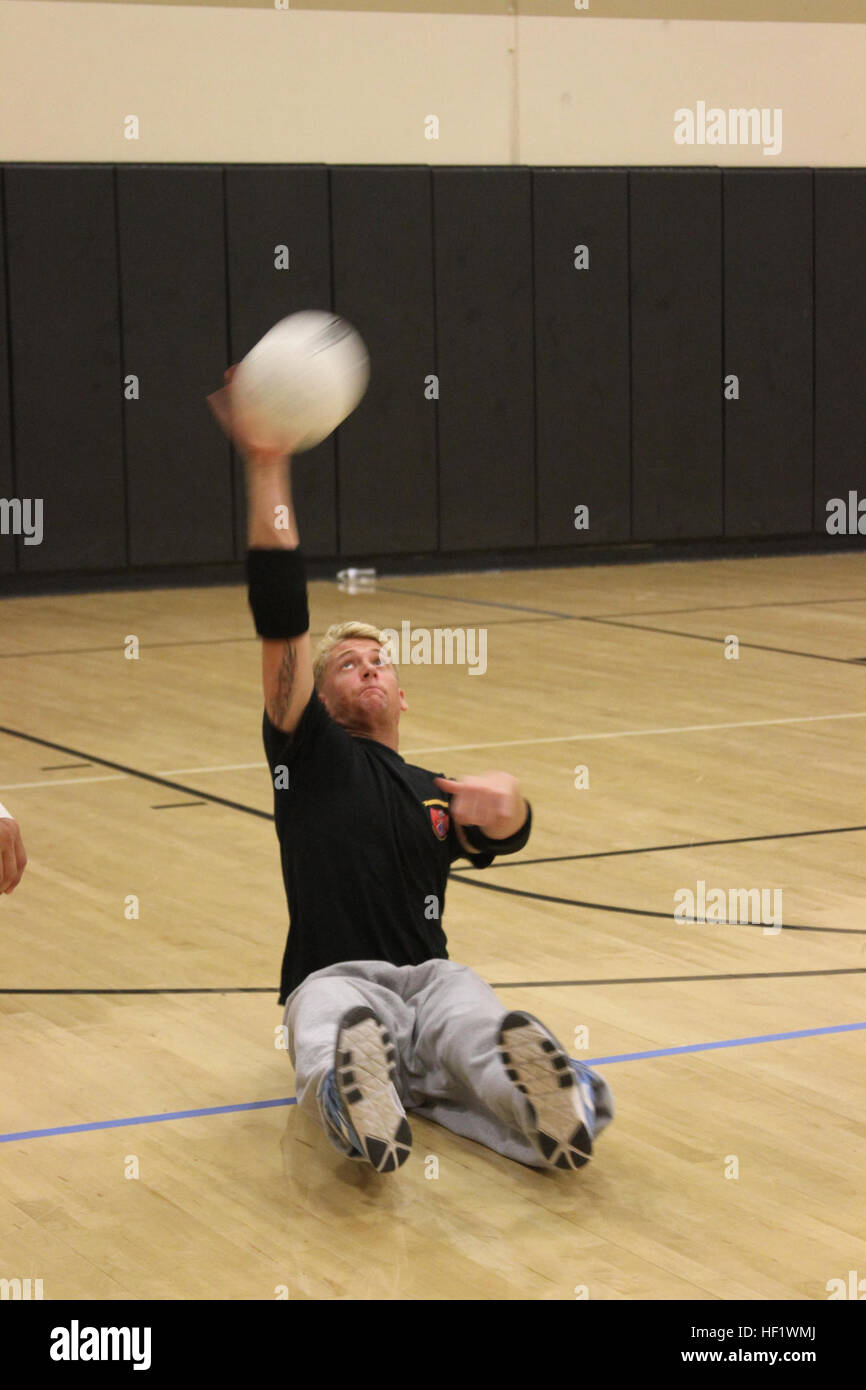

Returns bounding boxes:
[263,689,499,1004]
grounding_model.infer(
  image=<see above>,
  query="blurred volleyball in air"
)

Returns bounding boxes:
[232,311,370,454]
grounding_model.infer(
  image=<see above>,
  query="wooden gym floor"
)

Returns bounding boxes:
[0,550,864,1300]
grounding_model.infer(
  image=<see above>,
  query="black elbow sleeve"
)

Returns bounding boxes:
[246,547,310,639]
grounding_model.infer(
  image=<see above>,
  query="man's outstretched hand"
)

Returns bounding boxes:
[206,365,287,464]
[0,817,27,895]
[434,773,527,840]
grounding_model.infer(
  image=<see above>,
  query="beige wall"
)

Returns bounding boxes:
[0,1,864,164]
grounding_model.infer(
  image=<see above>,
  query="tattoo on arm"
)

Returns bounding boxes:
[269,641,299,726]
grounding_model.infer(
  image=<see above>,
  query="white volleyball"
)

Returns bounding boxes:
[232,311,370,453]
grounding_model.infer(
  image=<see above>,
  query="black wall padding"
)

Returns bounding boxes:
[630,169,723,542]
[534,169,630,547]
[225,165,335,559]
[5,166,126,573]
[814,170,866,537]
[117,166,232,567]
[0,173,14,574]
[723,170,813,538]
[332,167,437,558]
[434,168,535,551]
[1,164,861,588]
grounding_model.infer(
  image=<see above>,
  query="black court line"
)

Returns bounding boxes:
[371,583,574,620]
[573,595,866,622]
[2,729,861,872]
[2,966,864,996]
[373,581,866,628]
[5,588,860,663]
[151,801,207,810]
[373,582,864,667]
[458,823,866,870]
[3,619,853,669]
[0,987,276,995]
[0,726,273,820]
[41,762,92,771]
[383,594,866,675]
[3,735,861,940]
[0,615,560,662]
[491,967,866,988]
[580,615,862,667]
[449,871,866,935]
[0,636,257,660]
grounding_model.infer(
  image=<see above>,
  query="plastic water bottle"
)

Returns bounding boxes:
[337,566,377,594]
[337,567,377,582]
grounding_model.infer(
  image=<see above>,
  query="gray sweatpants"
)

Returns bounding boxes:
[282,957,614,1168]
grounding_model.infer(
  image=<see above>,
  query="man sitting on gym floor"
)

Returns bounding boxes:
[210,372,614,1175]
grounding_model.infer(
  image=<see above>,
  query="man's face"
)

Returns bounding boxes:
[319,638,408,740]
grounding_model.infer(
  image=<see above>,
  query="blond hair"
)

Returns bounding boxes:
[312,620,399,688]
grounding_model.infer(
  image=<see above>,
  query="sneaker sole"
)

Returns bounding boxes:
[335,1006,412,1174]
[498,1011,592,1170]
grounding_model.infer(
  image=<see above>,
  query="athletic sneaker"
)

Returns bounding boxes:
[320,1068,364,1155]
[498,1010,593,1170]
[324,1006,412,1173]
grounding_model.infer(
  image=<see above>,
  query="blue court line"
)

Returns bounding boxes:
[0,1021,863,1145]
[584,1020,866,1065]
[0,1096,296,1144]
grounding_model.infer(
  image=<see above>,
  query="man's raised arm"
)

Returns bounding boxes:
[245,451,314,735]
[209,368,314,735]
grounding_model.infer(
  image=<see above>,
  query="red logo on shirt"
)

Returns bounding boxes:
[426,803,450,840]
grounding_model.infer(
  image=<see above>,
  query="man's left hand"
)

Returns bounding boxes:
[433,773,526,839]
[0,817,27,895]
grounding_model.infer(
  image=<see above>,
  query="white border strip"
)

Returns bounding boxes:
[0,710,864,791]
[403,710,866,756]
